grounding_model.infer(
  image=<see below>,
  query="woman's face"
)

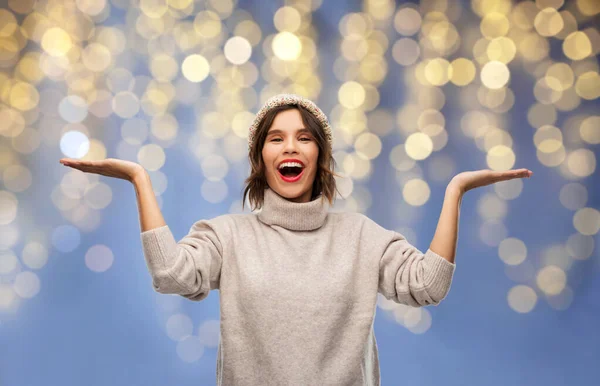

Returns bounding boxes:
[261,108,319,203]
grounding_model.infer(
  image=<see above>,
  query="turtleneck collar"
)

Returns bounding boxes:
[256,188,329,231]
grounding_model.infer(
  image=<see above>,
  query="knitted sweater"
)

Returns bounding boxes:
[140,187,456,385]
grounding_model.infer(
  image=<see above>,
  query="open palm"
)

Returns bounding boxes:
[451,168,533,194]
[59,158,145,182]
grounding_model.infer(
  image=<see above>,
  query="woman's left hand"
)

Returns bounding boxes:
[449,168,533,194]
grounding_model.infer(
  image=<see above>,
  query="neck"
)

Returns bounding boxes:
[256,188,329,231]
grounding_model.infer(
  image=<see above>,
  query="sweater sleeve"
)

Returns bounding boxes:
[140,218,224,302]
[361,214,456,307]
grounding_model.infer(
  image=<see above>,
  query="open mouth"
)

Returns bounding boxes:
[278,166,304,182]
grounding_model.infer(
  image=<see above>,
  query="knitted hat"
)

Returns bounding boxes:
[247,93,333,152]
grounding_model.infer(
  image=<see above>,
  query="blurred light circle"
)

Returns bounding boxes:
[424,58,451,86]
[392,38,420,66]
[480,12,509,38]
[507,285,537,313]
[575,0,600,16]
[573,207,600,236]
[59,95,89,123]
[60,130,90,159]
[575,71,600,100]
[579,116,600,144]
[112,91,140,118]
[534,8,564,37]
[0,9,18,37]
[338,81,365,108]
[274,6,302,33]
[402,178,430,207]
[498,238,527,265]
[566,148,595,178]
[563,31,592,60]
[176,335,204,363]
[13,271,40,299]
[137,143,165,171]
[182,54,210,83]
[84,182,113,210]
[3,165,32,193]
[354,132,382,160]
[139,0,168,18]
[76,0,107,16]
[486,145,515,170]
[566,233,594,260]
[0,191,18,225]
[201,180,228,204]
[85,244,114,273]
[481,61,510,89]
[51,226,81,253]
[22,241,49,270]
[224,36,252,65]
[166,313,194,341]
[198,319,220,347]
[394,7,421,36]
[41,27,72,56]
[201,154,229,181]
[487,37,516,63]
[9,81,39,111]
[0,250,18,274]
[405,132,433,161]
[450,58,476,86]
[272,31,302,61]
[82,43,112,72]
[536,265,566,296]
[121,118,149,145]
[150,54,178,82]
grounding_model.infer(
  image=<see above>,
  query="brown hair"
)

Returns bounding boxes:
[242,104,342,211]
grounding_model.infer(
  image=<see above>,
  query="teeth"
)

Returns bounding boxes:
[278,162,303,169]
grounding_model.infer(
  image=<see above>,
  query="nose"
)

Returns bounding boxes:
[282,138,299,154]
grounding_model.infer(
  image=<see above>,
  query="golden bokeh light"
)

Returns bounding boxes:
[507,285,537,313]
[576,0,600,16]
[573,207,600,236]
[424,58,451,86]
[41,27,73,57]
[480,12,510,38]
[566,148,596,178]
[405,132,433,161]
[574,71,600,100]
[181,54,210,83]
[274,6,302,33]
[487,36,517,63]
[481,60,510,89]
[562,31,592,60]
[394,7,422,36]
[402,178,430,207]
[486,145,515,170]
[272,31,302,61]
[579,116,600,145]
[449,58,475,86]
[533,8,564,37]
[392,38,420,66]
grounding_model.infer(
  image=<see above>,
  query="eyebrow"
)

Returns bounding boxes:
[267,128,311,136]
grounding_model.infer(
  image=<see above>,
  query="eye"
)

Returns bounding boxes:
[271,137,312,142]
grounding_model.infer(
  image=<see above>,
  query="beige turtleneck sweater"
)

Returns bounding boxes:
[140,187,456,385]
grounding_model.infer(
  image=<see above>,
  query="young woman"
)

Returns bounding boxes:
[59,93,533,385]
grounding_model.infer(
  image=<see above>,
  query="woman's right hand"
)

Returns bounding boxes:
[59,157,146,183]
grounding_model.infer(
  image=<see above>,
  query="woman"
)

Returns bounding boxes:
[59,93,533,385]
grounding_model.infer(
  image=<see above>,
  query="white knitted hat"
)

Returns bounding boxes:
[247,93,333,152]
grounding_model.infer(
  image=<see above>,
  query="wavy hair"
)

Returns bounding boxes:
[242,104,342,211]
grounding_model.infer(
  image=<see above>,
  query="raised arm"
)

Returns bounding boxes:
[429,168,534,264]
[59,157,224,301]
[133,170,167,233]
